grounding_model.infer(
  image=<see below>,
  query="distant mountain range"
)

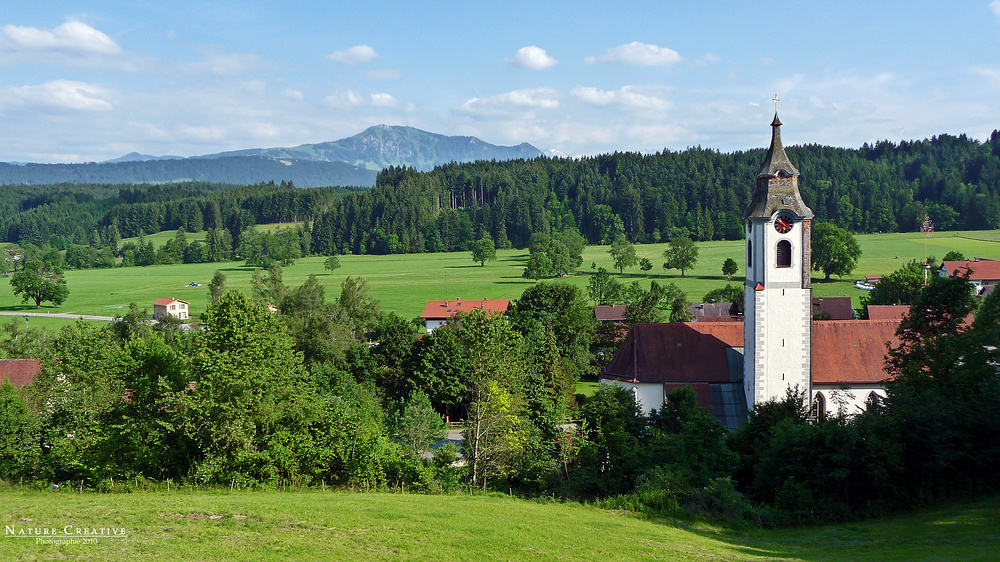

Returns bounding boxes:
[0,125,544,188]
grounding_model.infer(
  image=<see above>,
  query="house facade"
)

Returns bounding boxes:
[938,258,1000,295]
[152,298,190,320]
[420,298,510,333]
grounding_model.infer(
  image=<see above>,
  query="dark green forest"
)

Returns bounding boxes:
[3,131,1000,262]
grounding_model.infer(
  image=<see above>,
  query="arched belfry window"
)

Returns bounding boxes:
[776,240,791,268]
[747,241,753,268]
[811,393,825,418]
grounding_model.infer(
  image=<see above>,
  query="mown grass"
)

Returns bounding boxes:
[1,488,997,561]
[2,230,998,325]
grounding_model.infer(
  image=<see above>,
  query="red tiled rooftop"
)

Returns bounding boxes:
[867,305,910,321]
[811,320,900,384]
[812,296,854,320]
[941,259,1000,281]
[0,358,42,388]
[152,297,188,306]
[421,299,510,320]
[594,305,627,322]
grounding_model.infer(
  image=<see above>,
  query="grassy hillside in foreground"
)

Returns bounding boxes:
[1,230,998,326]
[1,489,998,561]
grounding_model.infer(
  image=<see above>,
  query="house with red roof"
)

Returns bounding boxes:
[152,298,190,320]
[420,298,510,333]
[938,258,1000,295]
[0,358,42,388]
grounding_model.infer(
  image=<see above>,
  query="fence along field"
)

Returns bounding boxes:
[2,229,999,325]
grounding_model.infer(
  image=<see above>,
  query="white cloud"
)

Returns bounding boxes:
[585,41,682,67]
[691,53,720,68]
[990,1,1000,18]
[571,86,671,110]
[326,45,377,64]
[283,89,304,100]
[458,87,560,117]
[323,89,365,108]
[0,21,121,54]
[0,80,113,112]
[370,92,398,107]
[509,46,557,70]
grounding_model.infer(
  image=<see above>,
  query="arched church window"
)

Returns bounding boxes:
[811,393,825,418]
[865,392,880,409]
[747,241,753,268]
[776,240,791,268]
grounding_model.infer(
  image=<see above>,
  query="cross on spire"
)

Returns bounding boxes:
[773,94,779,112]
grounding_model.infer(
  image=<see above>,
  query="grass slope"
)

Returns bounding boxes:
[1,489,998,561]
[1,230,998,327]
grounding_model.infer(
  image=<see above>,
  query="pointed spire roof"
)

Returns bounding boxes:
[744,113,813,220]
[756,113,799,178]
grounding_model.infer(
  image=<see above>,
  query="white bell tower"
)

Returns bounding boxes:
[743,111,814,409]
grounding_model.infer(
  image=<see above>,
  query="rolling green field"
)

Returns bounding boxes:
[2,229,998,328]
[1,489,997,561]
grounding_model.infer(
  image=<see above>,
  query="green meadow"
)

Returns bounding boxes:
[1,488,997,561]
[2,229,998,326]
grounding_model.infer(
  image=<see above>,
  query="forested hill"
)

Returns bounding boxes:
[0,156,377,188]
[2,131,1000,253]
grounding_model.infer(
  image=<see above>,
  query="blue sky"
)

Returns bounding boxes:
[2,1,1000,163]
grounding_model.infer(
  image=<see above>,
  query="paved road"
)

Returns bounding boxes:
[0,311,117,321]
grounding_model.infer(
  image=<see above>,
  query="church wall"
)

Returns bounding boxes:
[813,384,885,416]
[598,378,663,416]
[758,288,811,403]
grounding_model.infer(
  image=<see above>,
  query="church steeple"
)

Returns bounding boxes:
[744,112,813,220]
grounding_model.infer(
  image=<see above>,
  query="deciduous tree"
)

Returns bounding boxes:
[471,237,497,266]
[812,222,862,281]
[10,261,69,309]
[663,236,699,277]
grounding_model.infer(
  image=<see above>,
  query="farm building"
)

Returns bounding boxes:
[152,298,190,320]
[421,298,510,333]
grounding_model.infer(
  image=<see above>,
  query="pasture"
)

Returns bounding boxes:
[0,488,997,561]
[1,229,998,327]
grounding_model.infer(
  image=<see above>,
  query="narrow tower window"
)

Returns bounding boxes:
[747,241,753,268]
[776,240,791,268]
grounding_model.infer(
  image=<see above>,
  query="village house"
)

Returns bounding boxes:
[594,305,627,324]
[152,298,190,320]
[600,114,903,427]
[420,298,510,333]
[938,258,1000,295]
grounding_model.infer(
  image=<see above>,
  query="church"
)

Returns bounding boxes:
[599,114,901,429]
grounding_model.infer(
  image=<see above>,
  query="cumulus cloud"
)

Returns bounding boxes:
[326,45,377,64]
[370,92,398,107]
[323,89,365,108]
[508,46,557,70]
[991,1,1000,18]
[0,80,113,112]
[585,41,682,67]
[458,87,560,117]
[570,85,672,110]
[0,21,122,54]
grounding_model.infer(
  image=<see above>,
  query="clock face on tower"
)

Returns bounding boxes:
[774,211,794,234]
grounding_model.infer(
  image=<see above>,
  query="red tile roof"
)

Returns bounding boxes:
[603,323,744,384]
[603,320,900,386]
[811,296,854,320]
[152,298,188,307]
[811,320,900,384]
[594,305,627,322]
[694,316,743,322]
[421,299,509,320]
[0,359,41,388]
[940,259,1000,281]
[867,305,910,321]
